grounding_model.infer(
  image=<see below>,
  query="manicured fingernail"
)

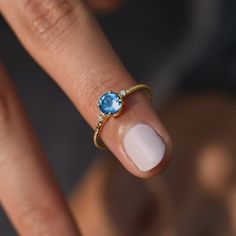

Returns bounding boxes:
[123,124,166,172]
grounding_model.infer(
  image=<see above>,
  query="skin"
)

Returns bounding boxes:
[0,0,172,235]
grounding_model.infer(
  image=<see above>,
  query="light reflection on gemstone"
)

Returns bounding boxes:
[99,92,122,116]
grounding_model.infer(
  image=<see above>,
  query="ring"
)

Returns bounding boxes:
[93,84,152,149]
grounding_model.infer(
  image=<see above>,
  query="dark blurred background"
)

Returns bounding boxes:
[0,0,236,235]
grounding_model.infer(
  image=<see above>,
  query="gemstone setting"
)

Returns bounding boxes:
[99,92,123,116]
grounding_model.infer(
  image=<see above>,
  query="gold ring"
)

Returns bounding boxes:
[94,84,152,149]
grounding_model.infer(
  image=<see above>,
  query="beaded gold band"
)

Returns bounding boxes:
[94,84,152,149]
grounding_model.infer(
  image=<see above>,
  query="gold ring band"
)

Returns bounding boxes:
[94,84,152,149]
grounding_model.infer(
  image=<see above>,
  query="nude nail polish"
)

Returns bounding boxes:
[123,123,166,172]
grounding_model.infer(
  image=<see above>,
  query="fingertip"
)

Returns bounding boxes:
[125,131,172,179]
[103,94,173,179]
[123,123,166,172]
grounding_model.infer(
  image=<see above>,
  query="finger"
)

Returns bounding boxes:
[0,0,172,178]
[0,66,80,235]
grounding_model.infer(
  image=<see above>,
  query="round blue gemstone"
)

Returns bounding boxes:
[99,92,122,115]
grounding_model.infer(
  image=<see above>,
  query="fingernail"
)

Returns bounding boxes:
[123,124,166,172]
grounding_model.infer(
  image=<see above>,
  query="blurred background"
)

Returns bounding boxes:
[0,0,236,235]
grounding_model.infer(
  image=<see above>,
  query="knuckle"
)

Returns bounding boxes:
[18,203,56,236]
[23,0,77,47]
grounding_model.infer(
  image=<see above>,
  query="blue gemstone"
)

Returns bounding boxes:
[99,92,122,115]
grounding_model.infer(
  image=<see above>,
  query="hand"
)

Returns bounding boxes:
[0,0,172,235]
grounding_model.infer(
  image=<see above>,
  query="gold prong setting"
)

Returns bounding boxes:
[94,84,152,149]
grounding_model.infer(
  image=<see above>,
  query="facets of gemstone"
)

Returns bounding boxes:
[99,92,122,116]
